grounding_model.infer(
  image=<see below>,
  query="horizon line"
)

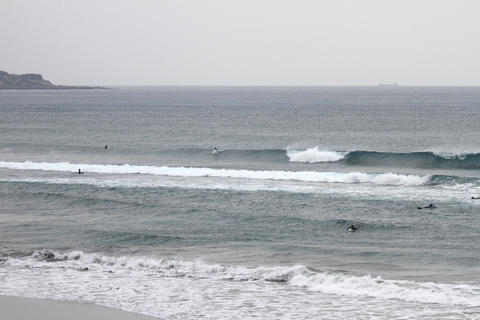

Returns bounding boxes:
[97,84,480,87]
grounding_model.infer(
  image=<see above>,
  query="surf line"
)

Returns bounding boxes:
[0,161,430,186]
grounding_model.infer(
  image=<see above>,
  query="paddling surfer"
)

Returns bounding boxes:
[417,203,436,209]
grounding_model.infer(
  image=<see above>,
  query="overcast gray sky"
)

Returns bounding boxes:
[1,0,479,86]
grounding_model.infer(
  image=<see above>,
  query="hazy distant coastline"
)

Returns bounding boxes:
[0,71,107,89]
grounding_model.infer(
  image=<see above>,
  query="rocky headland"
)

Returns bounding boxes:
[0,71,106,89]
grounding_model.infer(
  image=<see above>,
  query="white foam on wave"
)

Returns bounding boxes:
[431,151,469,160]
[287,147,347,163]
[3,250,480,308]
[426,148,480,160]
[0,161,429,186]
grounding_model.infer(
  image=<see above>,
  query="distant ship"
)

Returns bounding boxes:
[378,83,399,87]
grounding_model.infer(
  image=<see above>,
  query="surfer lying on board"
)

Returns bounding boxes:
[347,225,358,232]
[417,203,436,209]
[348,224,363,232]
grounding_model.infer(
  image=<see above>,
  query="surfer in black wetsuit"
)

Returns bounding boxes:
[347,225,358,232]
[78,169,84,174]
[105,145,108,149]
[417,203,436,209]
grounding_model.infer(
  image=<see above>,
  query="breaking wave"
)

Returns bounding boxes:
[286,147,480,169]
[0,161,429,186]
[138,147,480,169]
[287,147,347,163]
[2,250,479,307]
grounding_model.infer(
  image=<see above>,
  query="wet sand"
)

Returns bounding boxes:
[0,295,156,320]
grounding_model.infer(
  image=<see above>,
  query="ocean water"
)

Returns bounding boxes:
[0,86,480,319]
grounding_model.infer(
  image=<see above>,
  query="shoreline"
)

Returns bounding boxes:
[0,295,156,320]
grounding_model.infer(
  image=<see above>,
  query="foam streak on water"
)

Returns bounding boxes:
[2,175,480,205]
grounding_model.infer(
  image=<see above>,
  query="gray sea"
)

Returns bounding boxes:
[0,87,479,319]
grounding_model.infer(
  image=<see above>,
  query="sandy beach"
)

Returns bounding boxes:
[0,296,156,320]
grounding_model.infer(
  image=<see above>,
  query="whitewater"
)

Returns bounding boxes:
[0,160,429,185]
[287,147,348,163]
[0,250,479,319]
